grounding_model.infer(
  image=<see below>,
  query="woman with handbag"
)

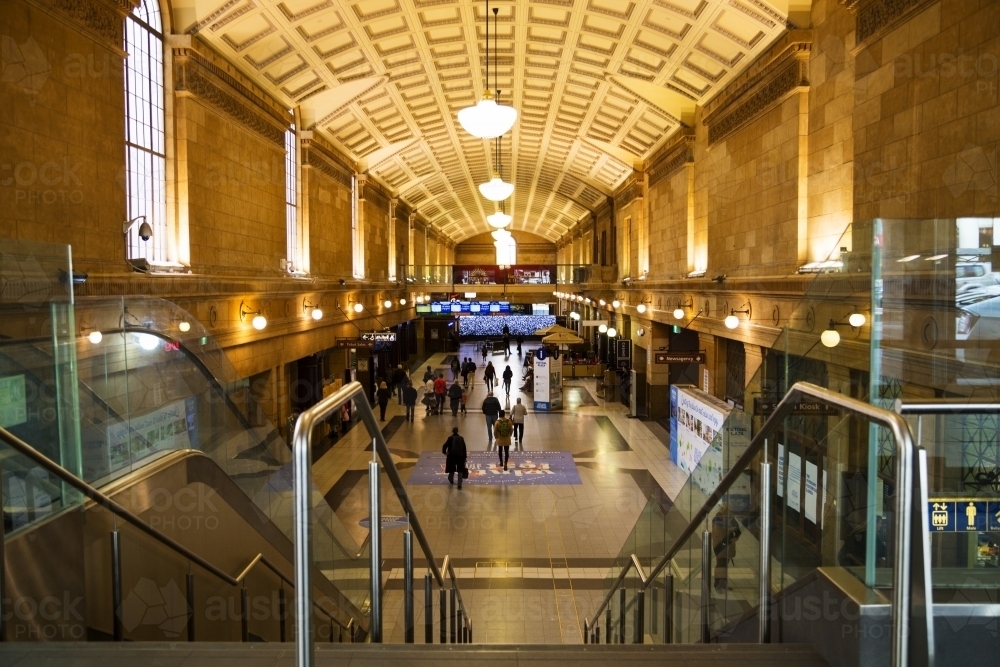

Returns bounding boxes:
[442,427,468,489]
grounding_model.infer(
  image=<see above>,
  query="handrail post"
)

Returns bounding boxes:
[424,574,433,643]
[758,462,772,644]
[279,586,287,643]
[605,607,611,645]
[663,573,673,644]
[404,529,414,643]
[701,530,711,644]
[450,587,457,643]
[186,573,195,642]
[618,587,625,643]
[111,528,123,641]
[583,619,589,643]
[635,588,644,644]
[240,586,249,642]
[369,458,382,642]
[439,588,447,644]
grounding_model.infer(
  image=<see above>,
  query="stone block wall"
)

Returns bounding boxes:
[0,0,131,274]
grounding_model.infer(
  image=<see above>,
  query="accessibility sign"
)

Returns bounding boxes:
[927,499,1000,532]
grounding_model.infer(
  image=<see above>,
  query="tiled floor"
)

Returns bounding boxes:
[311,344,693,644]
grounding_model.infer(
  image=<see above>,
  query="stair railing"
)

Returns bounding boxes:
[0,426,357,643]
[584,382,934,667]
[292,381,472,667]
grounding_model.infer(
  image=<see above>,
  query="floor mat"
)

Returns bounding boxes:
[406,450,582,485]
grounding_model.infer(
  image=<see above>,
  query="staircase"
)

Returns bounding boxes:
[0,643,830,666]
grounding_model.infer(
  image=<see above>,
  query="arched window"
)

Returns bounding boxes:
[124,1,165,263]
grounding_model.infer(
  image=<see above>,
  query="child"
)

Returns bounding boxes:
[460,389,468,415]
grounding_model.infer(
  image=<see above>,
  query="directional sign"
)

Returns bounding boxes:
[362,331,396,342]
[927,499,999,532]
[336,338,376,348]
[754,399,839,417]
[654,351,705,364]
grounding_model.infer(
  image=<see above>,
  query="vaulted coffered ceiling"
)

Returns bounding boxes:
[173,0,793,242]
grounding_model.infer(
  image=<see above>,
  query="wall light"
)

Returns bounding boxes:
[303,299,323,321]
[178,321,191,333]
[399,298,407,306]
[673,299,693,320]
[725,302,752,330]
[598,324,608,333]
[607,327,618,338]
[240,301,267,330]
[821,327,841,348]
[612,300,621,309]
[354,302,364,313]
[599,299,606,306]
[88,330,103,344]
[848,311,866,328]
[383,299,393,308]
[570,311,581,321]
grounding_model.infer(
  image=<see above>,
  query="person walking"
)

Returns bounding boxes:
[511,397,527,448]
[402,381,418,422]
[423,377,436,416]
[501,364,513,396]
[502,333,510,357]
[392,364,407,404]
[711,504,742,593]
[422,365,435,383]
[451,356,461,382]
[460,388,468,415]
[481,343,488,364]
[481,391,502,447]
[461,358,470,388]
[376,381,391,421]
[442,427,468,489]
[516,334,524,356]
[433,373,447,415]
[483,361,496,392]
[448,379,463,416]
[493,409,514,470]
[467,358,477,387]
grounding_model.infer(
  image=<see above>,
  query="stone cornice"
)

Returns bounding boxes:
[301,133,354,188]
[613,174,644,210]
[171,36,291,147]
[853,0,937,47]
[24,0,135,52]
[359,178,391,211]
[702,33,811,145]
[647,131,695,187]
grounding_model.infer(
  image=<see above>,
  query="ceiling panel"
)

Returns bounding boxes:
[178,0,789,242]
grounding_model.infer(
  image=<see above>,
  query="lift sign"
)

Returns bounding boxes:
[927,500,1000,532]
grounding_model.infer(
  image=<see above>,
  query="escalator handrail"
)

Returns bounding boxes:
[896,398,1000,413]
[0,425,353,632]
[586,381,934,667]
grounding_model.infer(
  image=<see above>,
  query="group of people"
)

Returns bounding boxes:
[480,361,516,396]
[441,393,529,488]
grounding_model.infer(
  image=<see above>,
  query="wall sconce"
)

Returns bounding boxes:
[399,298,407,306]
[570,311,581,321]
[383,299,393,309]
[611,299,621,309]
[599,324,608,333]
[724,302,751,329]
[821,310,867,348]
[636,297,651,314]
[178,320,191,333]
[303,299,323,321]
[673,299,694,320]
[637,327,646,337]
[599,299,606,306]
[240,301,267,330]
[80,318,103,344]
[607,327,618,338]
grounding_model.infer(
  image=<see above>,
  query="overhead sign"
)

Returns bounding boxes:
[362,331,396,342]
[336,338,375,348]
[417,300,512,315]
[753,398,839,416]
[928,499,1000,532]
[654,351,705,364]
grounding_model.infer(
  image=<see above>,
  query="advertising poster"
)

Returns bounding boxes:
[669,385,680,463]
[804,461,819,523]
[777,443,785,498]
[83,397,198,482]
[534,354,551,411]
[787,452,802,513]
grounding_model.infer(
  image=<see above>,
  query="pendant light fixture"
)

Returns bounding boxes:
[478,7,514,202]
[458,0,517,139]
[491,228,512,241]
[487,202,512,228]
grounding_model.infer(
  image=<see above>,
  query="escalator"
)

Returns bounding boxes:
[0,297,371,642]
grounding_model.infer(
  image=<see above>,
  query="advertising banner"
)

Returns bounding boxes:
[82,397,198,482]
[533,349,562,411]
[669,385,751,502]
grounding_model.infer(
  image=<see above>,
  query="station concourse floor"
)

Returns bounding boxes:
[311,343,690,644]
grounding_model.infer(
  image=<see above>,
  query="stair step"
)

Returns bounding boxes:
[0,642,829,666]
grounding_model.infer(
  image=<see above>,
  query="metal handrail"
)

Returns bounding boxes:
[586,382,934,667]
[0,426,354,635]
[896,399,1000,414]
[293,381,473,667]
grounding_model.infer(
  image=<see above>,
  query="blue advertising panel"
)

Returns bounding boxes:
[669,385,679,465]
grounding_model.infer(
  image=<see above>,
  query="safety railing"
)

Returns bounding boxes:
[584,382,935,667]
[0,425,358,644]
[293,381,472,667]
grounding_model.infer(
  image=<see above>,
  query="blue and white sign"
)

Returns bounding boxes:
[928,500,1000,532]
